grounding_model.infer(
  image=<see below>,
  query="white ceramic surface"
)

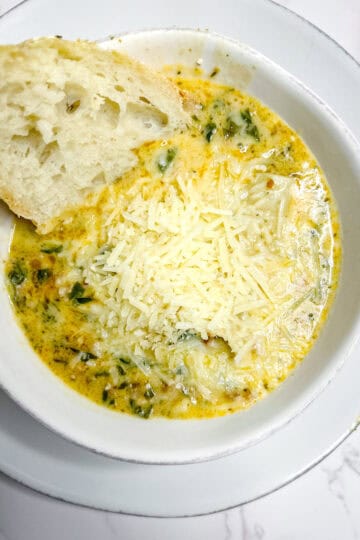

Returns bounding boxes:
[0,0,359,525]
[0,27,360,466]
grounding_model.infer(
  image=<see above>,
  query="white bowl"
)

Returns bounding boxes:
[0,29,359,465]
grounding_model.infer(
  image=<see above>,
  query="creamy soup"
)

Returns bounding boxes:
[6,76,341,419]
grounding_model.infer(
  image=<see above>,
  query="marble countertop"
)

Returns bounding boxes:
[0,1,359,538]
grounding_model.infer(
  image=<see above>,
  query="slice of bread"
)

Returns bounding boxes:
[0,38,189,233]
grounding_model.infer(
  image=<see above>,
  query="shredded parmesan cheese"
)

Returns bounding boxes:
[78,146,329,396]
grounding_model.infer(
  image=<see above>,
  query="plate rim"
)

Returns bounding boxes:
[0,0,359,517]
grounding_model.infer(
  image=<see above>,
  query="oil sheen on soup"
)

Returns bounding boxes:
[6,73,341,419]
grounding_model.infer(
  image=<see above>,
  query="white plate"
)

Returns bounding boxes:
[0,0,359,517]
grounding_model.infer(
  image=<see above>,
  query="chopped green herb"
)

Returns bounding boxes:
[119,357,130,365]
[53,359,68,365]
[157,147,177,173]
[95,371,109,378]
[191,114,199,121]
[69,282,93,305]
[8,262,26,286]
[69,282,85,299]
[117,364,126,376]
[129,399,153,419]
[241,108,260,141]
[246,123,260,141]
[118,381,128,389]
[204,122,217,142]
[108,399,115,406]
[75,297,93,304]
[223,117,239,139]
[144,386,155,399]
[102,389,109,402]
[40,244,63,254]
[80,351,97,362]
[240,108,252,125]
[36,268,52,283]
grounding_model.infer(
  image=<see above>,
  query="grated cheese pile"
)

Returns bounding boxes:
[78,145,330,403]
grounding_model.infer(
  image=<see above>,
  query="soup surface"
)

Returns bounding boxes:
[6,74,341,419]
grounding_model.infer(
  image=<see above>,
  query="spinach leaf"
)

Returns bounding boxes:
[95,371,109,378]
[241,108,260,141]
[144,386,155,399]
[40,244,63,254]
[69,282,85,299]
[246,123,260,141]
[75,297,93,304]
[157,148,177,173]
[204,122,217,142]
[80,351,97,362]
[8,262,26,286]
[69,282,93,304]
[36,268,52,283]
[223,117,239,139]
[240,108,252,125]
[117,364,126,376]
[129,399,153,419]
[119,357,131,365]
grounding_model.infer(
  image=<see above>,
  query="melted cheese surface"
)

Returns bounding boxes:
[6,76,341,419]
